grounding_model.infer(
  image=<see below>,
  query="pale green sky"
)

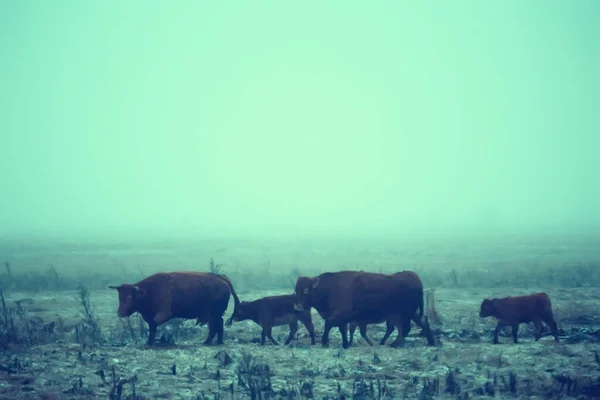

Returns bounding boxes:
[1,1,598,238]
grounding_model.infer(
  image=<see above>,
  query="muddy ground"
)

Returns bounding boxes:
[1,285,599,399]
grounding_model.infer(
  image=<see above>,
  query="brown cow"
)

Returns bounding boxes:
[294,270,434,348]
[109,272,240,346]
[348,271,434,346]
[479,292,559,344]
[231,294,316,345]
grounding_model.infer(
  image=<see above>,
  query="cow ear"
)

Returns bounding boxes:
[133,286,146,296]
[312,277,320,289]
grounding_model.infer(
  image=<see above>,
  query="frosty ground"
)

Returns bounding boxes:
[1,284,599,399]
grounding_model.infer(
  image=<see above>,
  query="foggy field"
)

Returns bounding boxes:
[3,1,599,398]
[2,232,600,293]
[1,235,600,399]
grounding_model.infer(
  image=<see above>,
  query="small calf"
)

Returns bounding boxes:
[232,294,316,345]
[479,292,559,344]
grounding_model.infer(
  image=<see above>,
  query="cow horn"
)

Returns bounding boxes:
[312,277,320,289]
[132,285,140,291]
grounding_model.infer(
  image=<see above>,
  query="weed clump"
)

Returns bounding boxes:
[0,288,57,349]
[210,257,222,275]
[75,284,103,346]
[236,351,274,398]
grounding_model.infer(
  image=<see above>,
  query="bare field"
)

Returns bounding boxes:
[1,235,599,399]
[1,285,599,399]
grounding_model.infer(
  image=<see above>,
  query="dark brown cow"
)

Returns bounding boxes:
[348,271,434,346]
[479,292,559,344]
[109,272,240,346]
[231,294,316,345]
[294,270,434,348]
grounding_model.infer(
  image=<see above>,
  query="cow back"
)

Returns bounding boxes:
[137,272,231,320]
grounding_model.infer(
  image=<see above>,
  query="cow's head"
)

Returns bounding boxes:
[108,284,147,317]
[231,301,253,322]
[479,298,496,318]
[294,276,320,311]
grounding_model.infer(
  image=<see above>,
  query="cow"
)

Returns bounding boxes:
[294,270,434,349]
[479,292,560,344]
[109,272,240,346]
[230,294,316,345]
[348,271,434,347]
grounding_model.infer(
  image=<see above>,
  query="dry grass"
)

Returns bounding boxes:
[1,235,599,398]
[0,286,599,399]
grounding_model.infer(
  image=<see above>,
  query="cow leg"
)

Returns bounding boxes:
[325,311,352,348]
[260,326,267,345]
[339,323,350,349]
[493,322,503,344]
[388,315,407,348]
[380,320,395,345]
[215,316,225,345]
[511,323,519,344]
[147,322,158,346]
[322,320,349,348]
[302,316,316,345]
[533,318,544,341]
[285,321,298,345]
[204,316,219,345]
[414,315,435,346]
[348,322,358,346]
[545,317,559,342]
[359,323,373,346]
[265,326,278,345]
[389,325,405,348]
[321,320,334,346]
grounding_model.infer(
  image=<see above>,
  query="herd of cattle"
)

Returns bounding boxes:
[109,270,560,348]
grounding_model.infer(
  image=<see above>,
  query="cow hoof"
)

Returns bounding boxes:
[389,340,405,348]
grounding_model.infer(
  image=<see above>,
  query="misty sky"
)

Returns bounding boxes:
[1,1,599,238]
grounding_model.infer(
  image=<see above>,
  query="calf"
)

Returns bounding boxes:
[348,317,394,346]
[231,294,316,345]
[109,272,240,346]
[479,292,559,344]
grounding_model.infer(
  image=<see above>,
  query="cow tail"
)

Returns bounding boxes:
[418,288,424,319]
[217,274,240,325]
